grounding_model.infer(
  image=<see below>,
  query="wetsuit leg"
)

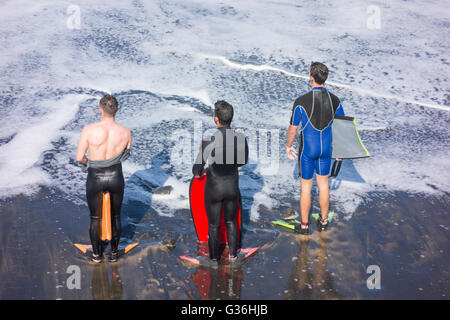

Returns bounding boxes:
[204,182,222,261]
[300,153,316,180]
[86,164,125,255]
[222,193,239,257]
[204,175,239,260]
[316,156,332,176]
[298,132,316,180]
[316,129,332,176]
[107,164,125,253]
[86,169,105,256]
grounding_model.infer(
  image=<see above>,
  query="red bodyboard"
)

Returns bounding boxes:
[189,175,242,243]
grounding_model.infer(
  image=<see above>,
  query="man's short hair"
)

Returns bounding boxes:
[100,95,118,116]
[214,100,234,126]
[309,62,329,85]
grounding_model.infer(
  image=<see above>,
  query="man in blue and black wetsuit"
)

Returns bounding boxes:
[285,62,344,234]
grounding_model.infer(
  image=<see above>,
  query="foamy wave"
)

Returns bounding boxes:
[199,54,450,112]
[0,94,92,198]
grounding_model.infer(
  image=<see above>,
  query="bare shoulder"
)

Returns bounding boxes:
[81,123,95,134]
[82,123,108,144]
[85,122,105,133]
[118,123,131,137]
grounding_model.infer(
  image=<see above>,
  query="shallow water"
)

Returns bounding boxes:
[0,187,448,300]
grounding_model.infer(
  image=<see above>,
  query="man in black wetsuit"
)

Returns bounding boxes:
[192,100,249,268]
[76,95,132,262]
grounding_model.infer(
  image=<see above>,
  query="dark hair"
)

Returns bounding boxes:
[309,62,328,85]
[214,100,234,126]
[99,94,118,116]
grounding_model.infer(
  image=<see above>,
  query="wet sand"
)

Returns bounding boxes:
[0,187,448,300]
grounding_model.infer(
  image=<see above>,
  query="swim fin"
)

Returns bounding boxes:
[311,211,335,222]
[272,212,334,233]
[271,219,304,233]
[74,242,139,261]
[228,247,259,268]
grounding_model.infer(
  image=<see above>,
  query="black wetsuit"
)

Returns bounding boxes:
[192,127,249,260]
[86,149,129,256]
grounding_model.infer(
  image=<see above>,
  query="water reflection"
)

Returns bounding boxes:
[91,263,123,300]
[186,243,244,300]
[284,233,340,299]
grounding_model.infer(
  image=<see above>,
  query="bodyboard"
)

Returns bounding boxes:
[332,116,370,159]
[189,175,242,243]
[101,192,112,241]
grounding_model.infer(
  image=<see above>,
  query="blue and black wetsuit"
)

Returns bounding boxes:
[290,87,344,179]
[192,127,249,260]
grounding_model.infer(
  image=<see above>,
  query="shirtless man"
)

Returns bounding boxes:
[76,95,132,262]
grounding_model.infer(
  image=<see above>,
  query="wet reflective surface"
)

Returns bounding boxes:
[0,187,448,299]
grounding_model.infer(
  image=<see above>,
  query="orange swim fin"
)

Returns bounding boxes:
[74,243,92,254]
[100,192,112,241]
[124,243,139,254]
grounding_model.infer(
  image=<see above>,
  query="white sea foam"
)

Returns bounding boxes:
[151,177,190,217]
[199,54,450,112]
[0,94,91,197]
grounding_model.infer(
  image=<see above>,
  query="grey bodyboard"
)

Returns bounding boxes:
[332,116,370,159]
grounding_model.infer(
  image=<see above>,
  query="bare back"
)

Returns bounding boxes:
[76,119,131,163]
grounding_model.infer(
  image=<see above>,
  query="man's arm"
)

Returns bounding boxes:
[192,140,207,177]
[286,125,298,160]
[237,136,249,167]
[127,128,132,149]
[119,128,133,162]
[76,126,89,164]
[286,102,302,160]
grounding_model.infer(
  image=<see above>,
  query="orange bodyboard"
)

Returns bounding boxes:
[100,192,112,241]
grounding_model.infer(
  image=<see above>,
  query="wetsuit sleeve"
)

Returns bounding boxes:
[192,142,205,176]
[237,136,249,167]
[335,103,345,116]
[289,101,303,126]
[192,139,211,176]
[120,148,131,162]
